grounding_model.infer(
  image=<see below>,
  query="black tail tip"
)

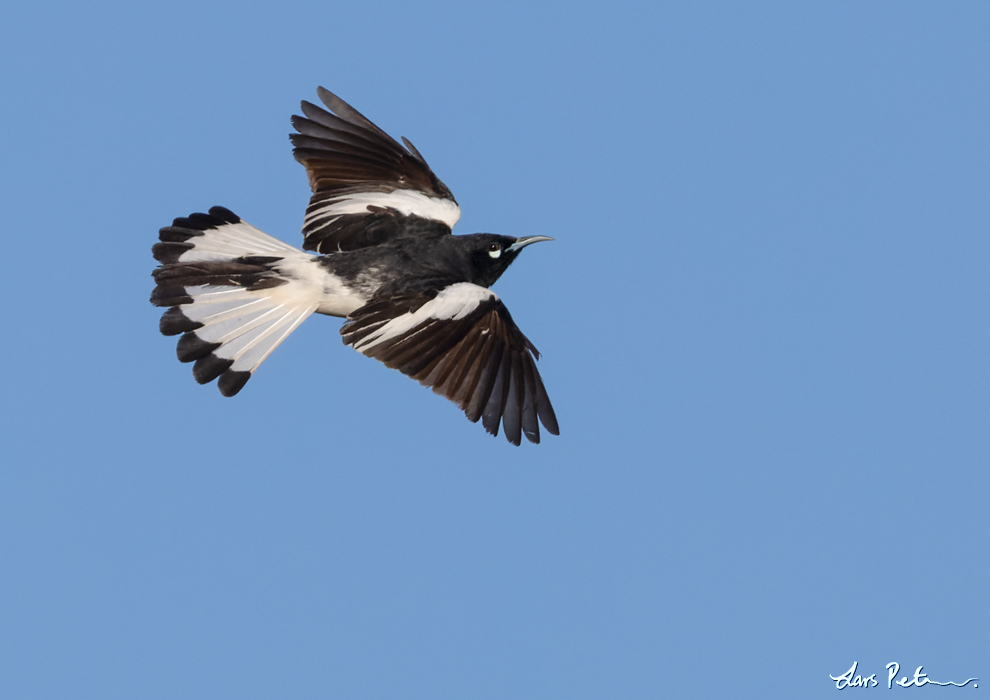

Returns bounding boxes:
[208,206,241,224]
[218,370,251,397]
[160,307,203,336]
[176,333,220,363]
[193,354,234,384]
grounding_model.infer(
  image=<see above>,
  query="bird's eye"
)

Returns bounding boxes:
[487,243,502,259]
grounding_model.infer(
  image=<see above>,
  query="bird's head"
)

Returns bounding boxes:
[463,233,554,287]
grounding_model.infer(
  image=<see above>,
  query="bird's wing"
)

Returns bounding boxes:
[341,283,558,445]
[291,87,461,253]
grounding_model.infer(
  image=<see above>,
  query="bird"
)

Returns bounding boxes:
[150,86,558,445]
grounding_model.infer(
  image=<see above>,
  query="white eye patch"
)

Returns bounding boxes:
[488,245,502,259]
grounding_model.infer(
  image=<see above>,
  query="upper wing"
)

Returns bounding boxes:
[291,87,461,253]
[340,283,559,445]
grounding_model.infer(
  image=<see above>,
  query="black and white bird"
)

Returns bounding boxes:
[151,87,558,445]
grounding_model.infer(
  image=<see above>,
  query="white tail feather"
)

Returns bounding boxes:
[177,221,300,262]
[153,207,335,395]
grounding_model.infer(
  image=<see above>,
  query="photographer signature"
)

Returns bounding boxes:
[830,661,978,689]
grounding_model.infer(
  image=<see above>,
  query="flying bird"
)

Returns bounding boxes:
[151,87,558,445]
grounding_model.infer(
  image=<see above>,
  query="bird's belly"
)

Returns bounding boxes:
[315,293,366,318]
[311,271,368,317]
[274,256,370,318]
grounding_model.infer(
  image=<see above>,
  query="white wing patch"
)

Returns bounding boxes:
[352,283,495,353]
[304,188,461,231]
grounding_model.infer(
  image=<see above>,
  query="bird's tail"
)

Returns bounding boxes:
[151,206,319,396]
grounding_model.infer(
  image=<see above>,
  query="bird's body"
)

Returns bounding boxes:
[151,87,558,444]
[312,231,532,305]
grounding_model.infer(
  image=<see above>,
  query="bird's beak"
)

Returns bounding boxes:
[507,236,554,253]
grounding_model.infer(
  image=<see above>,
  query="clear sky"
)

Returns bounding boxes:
[1,1,987,698]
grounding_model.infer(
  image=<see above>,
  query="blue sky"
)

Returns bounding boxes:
[1,1,987,697]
